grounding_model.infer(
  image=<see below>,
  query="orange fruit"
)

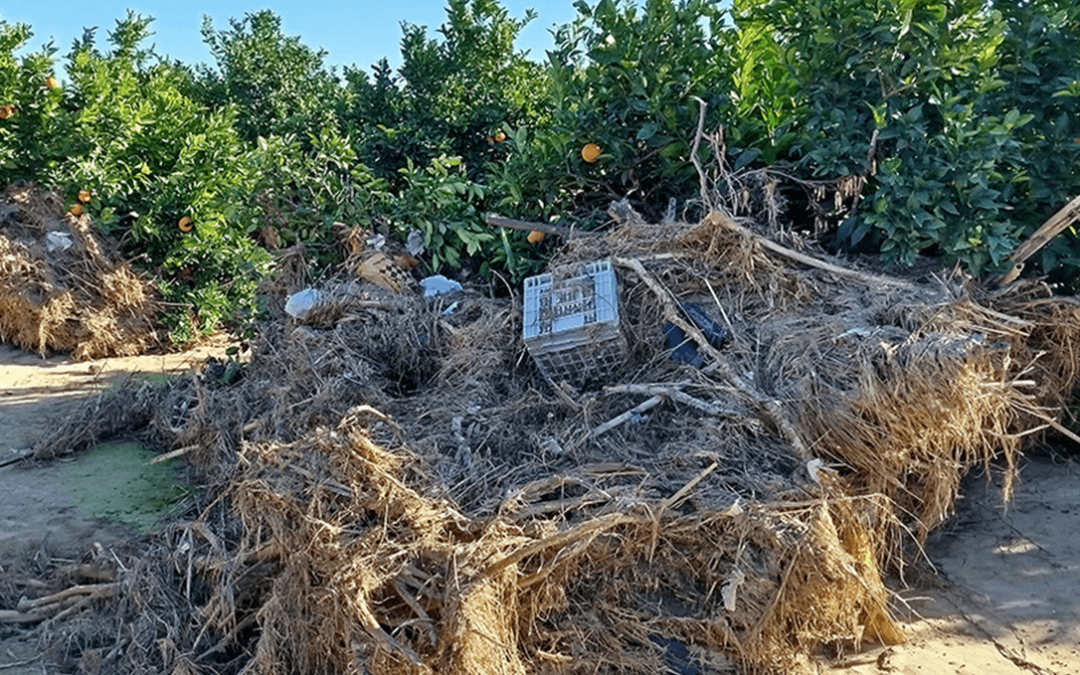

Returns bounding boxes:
[0,105,13,119]
[69,203,83,217]
[495,131,507,142]
[46,76,59,90]
[78,189,92,203]
[178,216,193,232]
[581,142,602,163]
[527,230,545,244]
[487,135,495,143]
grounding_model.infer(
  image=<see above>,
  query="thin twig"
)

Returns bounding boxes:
[485,213,594,238]
[354,598,423,667]
[648,462,718,562]
[195,613,260,662]
[703,213,913,287]
[0,656,41,670]
[482,513,631,577]
[391,579,438,647]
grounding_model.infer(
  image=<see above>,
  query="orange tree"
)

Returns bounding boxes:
[1,13,271,341]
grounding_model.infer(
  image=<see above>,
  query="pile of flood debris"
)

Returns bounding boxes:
[17,202,1080,675]
[0,185,159,359]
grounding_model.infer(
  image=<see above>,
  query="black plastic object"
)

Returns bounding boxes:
[680,302,727,349]
[648,635,702,675]
[663,302,728,367]
[664,322,703,367]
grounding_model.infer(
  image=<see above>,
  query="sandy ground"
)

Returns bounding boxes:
[820,453,1080,675]
[1,340,1078,675]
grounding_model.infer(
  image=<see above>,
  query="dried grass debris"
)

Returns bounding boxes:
[0,184,159,359]
[19,203,1080,675]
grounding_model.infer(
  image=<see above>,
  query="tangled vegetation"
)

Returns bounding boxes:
[1,0,1077,341]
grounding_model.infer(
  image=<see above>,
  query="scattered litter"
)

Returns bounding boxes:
[722,568,747,613]
[406,229,425,257]
[45,230,73,252]
[357,252,415,293]
[420,274,462,297]
[365,232,386,250]
[665,322,704,367]
[283,288,320,319]
[681,302,728,349]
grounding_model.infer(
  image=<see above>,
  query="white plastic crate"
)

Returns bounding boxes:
[523,260,624,386]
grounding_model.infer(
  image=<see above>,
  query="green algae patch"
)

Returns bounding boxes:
[58,441,190,534]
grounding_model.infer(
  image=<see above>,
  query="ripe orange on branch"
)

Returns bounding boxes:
[581,143,601,163]
[178,217,193,233]
[78,190,92,203]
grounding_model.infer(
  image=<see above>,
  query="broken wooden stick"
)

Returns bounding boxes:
[485,213,596,238]
[0,449,30,469]
[996,194,1080,286]
[604,383,738,417]
[149,445,196,464]
[589,395,664,439]
[1,582,118,623]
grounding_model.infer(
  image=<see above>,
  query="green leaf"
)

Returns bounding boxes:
[636,122,659,141]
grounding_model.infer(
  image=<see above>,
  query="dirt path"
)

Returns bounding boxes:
[0,340,235,674]
[1,340,1078,674]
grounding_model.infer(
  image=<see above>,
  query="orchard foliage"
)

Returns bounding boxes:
[1,0,1078,342]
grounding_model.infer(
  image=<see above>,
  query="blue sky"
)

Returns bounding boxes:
[1,1,580,74]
